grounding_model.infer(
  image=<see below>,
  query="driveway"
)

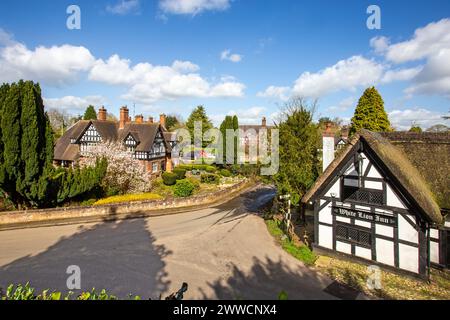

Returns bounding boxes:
[0,185,347,300]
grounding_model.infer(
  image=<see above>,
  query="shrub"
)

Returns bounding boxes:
[201,173,220,184]
[94,193,163,205]
[205,165,217,173]
[162,172,178,186]
[186,177,201,191]
[220,169,232,177]
[173,168,187,180]
[173,179,195,198]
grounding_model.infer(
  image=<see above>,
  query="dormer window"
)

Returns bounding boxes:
[125,134,137,152]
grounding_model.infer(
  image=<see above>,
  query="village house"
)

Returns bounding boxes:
[239,117,274,163]
[53,106,174,175]
[302,128,450,277]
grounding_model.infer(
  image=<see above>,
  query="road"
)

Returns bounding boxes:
[0,185,350,300]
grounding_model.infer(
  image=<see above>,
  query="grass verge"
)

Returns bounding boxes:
[315,255,450,300]
[94,193,163,206]
[265,219,317,266]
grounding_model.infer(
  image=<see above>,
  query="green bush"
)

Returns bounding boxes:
[162,172,178,186]
[173,168,187,180]
[220,169,232,177]
[201,173,220,184]
[173,179,195,197]
[205,165,217,173]
[187,177,201,190]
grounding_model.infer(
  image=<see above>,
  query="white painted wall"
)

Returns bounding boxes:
[398,244,419,273]
[376,238,395,266]
[365,180,383,190]
[386,184,407,209]
[398,214,418,244]
[430,241,440,264]
[318,225,333,249]
[367,165,382,179]
[355,246,372,260]
[324,179,340,198]
[336,241,352,254]
[375,224,394,238]
[354,219,371,228]
[318,202,332,224]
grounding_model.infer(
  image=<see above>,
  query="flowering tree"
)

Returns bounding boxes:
[81,142,151,195]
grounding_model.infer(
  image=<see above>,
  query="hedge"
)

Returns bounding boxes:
[220,169,232,177]
[162,172,178,186]
[173,179,195,197]
[94,193,163,205]
[201,173,220,184]
[173,168,187,180]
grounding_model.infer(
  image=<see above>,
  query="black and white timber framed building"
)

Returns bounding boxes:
[302,129,450,277]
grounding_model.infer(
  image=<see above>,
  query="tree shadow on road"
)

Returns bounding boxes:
[200,256,337,300]
[0,215,171,299]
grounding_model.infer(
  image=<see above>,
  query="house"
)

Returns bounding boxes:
[239,117,274,163]
[53,106,173,175]
[302,129,450,277]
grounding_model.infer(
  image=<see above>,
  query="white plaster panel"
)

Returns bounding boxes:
[375,224,394,238]
[336,241,352,254]
[376,238,395,266]
[445,221,450,228]
[354,219,371,228]
[324,179,340,198]
[398,214,418,244]
[430,241,440,264]
[399,244,419,273]
[336,216,351,224]
[318,204,332,225]
[355,246,372,260]
[355,205,371,211]
[386,184,406,209]
[365,180,383,190]
[367,165,382,179]
[430,228,439,239]
[318,225,333,249]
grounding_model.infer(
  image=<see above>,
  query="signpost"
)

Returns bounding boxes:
[279,194,292,233]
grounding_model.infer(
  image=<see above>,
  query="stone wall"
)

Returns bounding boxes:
[0,180,254,230]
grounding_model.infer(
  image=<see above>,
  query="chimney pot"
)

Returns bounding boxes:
[148,117,154,124]
[119,106,129,129]
[160,114,166,127]
[262,117,267,127]
[98,106,107,121]
[322,122,335,172]
[135,114,144,124]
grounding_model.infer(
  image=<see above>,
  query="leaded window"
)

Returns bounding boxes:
[336,223,372,248]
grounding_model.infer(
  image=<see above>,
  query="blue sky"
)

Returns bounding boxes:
[0,0,449,130]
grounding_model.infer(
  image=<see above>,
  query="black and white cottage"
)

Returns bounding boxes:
[302,129,450,277]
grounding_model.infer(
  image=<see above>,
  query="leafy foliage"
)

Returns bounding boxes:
[220,169,232,177]
[173,168,187,180]
[185,106,213,148]
[201,173,220,184]
[83,105,97,120]
[350,87,391,135]
[94,193,163,205]
[219,115,239,164]
[165,114,182,131]
[173,179,196,197]
[409,125,423,133]
[274,98,320,205]
[0,81,54,208]
[162,172,178,186]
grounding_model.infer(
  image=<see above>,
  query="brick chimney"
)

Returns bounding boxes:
[322,122,335,172]
[98,106,107,121]
[160,114,166,127]
[119,106,129,129]
[148,117,154,124]
[262,117,267,127]
[135,114,144,124]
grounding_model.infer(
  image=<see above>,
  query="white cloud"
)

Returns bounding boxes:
[326,96,355,113]
[383,18,450,64]
[44,95,107,112]
[89,54,245,104]
[381,66,423,83]
[370,36,390,54]
[106,0,141,15]
[210,106,266,125]
[220,49,243,63]
[0,39,96,86]
[0,28,14,46]
[159,0,231,15]
[257,86,290,101]
[292,56,384,98]
[388,108,448,130]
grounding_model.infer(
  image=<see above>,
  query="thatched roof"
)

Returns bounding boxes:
[302,130,446,225]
